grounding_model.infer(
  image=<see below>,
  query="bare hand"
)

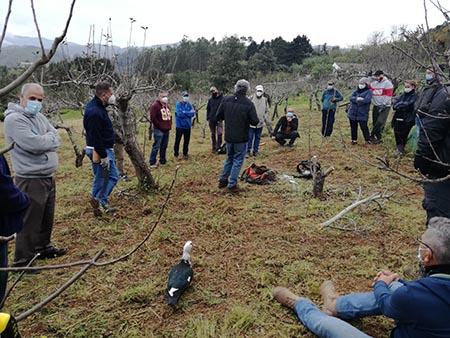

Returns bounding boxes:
[372,270,399,286]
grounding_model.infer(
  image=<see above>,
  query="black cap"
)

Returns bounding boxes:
[181,91,189,97]
[374,70,384,76]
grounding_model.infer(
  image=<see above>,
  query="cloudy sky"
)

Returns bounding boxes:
[1,0,446,48]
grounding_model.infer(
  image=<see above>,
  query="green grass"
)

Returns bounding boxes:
[0,95,425,337]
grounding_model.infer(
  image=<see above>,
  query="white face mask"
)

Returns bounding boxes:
[256,91,263,97]
[404,87,413,93]
[182,96,189,102]
[107,94,116,105]
[358,84,366,89]
[327,85,333,90]
[161,97,169,104]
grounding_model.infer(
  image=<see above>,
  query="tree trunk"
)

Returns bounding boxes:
[117,97,156,190]
[311,156,334,199]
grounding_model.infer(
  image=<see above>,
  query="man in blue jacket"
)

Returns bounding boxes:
[174,91,195,159]
[273,216,450,338]
[321,81,343,137]
[0,153,30,298]
[83,82,119,216]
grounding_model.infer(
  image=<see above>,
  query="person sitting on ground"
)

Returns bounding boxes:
[273,216,450,338]
[272,109,299,147]
[348,77,372,145]
[392,80,418,156]
[321,80,343,137]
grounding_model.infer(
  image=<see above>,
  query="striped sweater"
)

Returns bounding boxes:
[370,77,394,107]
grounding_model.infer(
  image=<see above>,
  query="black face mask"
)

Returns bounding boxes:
[212,92,218,98]
[420,263,450,277]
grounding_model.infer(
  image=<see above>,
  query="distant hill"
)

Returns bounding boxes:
[0,33,178,68]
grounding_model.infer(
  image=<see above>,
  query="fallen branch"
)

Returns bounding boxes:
[15,250,104,322]
[0,166,179,272]
[321,191,394,228]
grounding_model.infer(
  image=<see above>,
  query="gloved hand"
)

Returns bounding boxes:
[100,157,110,170]
[356,97,364,102]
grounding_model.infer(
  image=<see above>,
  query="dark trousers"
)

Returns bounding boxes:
[349,119,370,142]
[275,132,299,145]
[423,180,450,224]
[14,177,55,265]
[371,105,390,140]
[393,120,414,153]
[208,120,223,151]
[321,109,336,137]
[150,128,170,165]
[174,128,191,157]
[0,242,8,302]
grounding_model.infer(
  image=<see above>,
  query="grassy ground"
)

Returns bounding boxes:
[0,96,425,338]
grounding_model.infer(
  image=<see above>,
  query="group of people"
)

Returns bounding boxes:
[1,67,449,336]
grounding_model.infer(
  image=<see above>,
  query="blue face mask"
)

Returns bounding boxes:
[25,100,42,116]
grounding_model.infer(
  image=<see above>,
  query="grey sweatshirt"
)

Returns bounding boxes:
[4,103,60,178]
[250,95,272,130]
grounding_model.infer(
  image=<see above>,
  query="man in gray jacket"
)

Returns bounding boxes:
[248,85,272,156]
[4,83,66,267]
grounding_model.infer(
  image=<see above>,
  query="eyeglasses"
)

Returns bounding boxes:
[416,237,434,255]
[29,96,43,102]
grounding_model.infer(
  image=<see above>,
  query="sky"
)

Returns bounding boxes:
[0,0,446,48]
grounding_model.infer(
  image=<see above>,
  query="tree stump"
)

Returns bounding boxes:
[311,156,334,199]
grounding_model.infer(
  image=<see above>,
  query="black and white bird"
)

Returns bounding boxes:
[166,241,193,306]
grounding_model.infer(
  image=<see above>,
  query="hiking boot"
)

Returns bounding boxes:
[90,196,102,217]
[320,280,338,316]
[100,204,116,214]
[227,185,241,194]
[37,246,67,260]
[218,180,228,189]
[272,287,300,309]
[11,260,41,274]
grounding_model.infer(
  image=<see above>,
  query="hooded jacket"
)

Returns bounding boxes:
[175,101,195,129]
[0,155,30,236]
[273,115,299,135]
[4,103,60,178]
[347,87,372,121]
[215,90,259,143]
[414,86,450,178]
[393,90,418,124]
[321,88,343,111]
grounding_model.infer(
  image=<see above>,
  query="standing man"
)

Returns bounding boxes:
[216,79,259,193]
[174,91,195,159]
[248,85,272,156]
[321,80,343,137]
[83,82,119,216]
[206,86,224,153]
[0,153,30,296]
[4,83,66,267]
[272,109,300,147]
[414,74,450,222]
[149,91,172,167]
[370,70,394,143]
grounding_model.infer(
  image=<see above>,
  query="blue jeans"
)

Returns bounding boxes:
[219,142,247,188]
[294,282,404,338]
[150,128,170,165]
[248,127,263,155]
[86,148,119,206]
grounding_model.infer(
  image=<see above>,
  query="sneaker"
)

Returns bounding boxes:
[183,154,189,160]
[37,246,67,260]
[272,287,300,309]
[149,164,158,169]
[11,259,41,274]
[90,196,102,217]
[351,140,357,145]
[218,180,228,189]
[319,280,338,316]
[100,204,116,214]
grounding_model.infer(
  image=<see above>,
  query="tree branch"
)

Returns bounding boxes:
[0,0,13,53]
[15,250,104,322]
[0,0,77,98]
[0,142,15,156]
[30,0,46,57]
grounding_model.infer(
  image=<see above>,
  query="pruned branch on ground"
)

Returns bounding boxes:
[321,190,394,229]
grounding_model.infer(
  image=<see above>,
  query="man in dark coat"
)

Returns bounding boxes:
[206,86,224,152]
[414,78,450,223]
[0,154,30,298]
[216,79,259,193]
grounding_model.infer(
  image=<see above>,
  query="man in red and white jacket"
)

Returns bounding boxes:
[369,70,394,143]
